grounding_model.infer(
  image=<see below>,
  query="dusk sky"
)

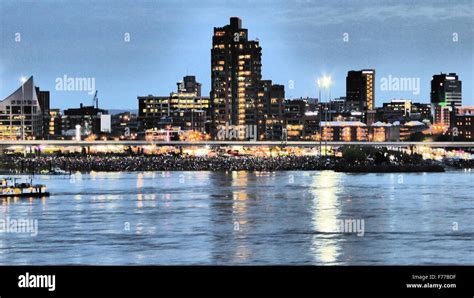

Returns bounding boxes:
[1,0,473,110]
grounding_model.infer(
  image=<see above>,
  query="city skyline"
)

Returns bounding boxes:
[0,2,473,289]
[1,0,473,109]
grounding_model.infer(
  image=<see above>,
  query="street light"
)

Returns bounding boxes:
[318,75,332,90]
[317,75,332,157]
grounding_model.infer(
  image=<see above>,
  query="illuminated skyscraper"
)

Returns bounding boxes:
[431,73,462,108]
[210,17,262,139]
[431,73,462,126]
[346,69,375,112]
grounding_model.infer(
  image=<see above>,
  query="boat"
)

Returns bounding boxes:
[0,177,50,198]
[39,167,68,175]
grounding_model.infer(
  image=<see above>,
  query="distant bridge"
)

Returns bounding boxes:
[0,140,473,149]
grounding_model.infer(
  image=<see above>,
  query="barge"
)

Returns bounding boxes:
[0,177,50,198]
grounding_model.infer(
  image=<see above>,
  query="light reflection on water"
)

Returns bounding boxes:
[311,171,342,264]
[0,171,472,265]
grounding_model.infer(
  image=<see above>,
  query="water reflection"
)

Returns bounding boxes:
[310,171,342,264]
[231,171,250,261]
[231,171,249,216]
[0,171,471,265]
[136,173,143,189]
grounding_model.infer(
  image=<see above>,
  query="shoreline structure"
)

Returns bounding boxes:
[0,154,462,173]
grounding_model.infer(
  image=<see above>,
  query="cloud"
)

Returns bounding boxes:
[271,0,474,26]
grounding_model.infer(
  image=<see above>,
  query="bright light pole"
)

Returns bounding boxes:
[317,75,332,157]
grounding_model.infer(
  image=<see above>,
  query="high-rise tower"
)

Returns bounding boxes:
[210,17,262,139]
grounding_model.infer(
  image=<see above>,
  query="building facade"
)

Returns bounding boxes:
[454,115,473,140]
[258,81,285,140]
[431,73,462,126]
[47,109,62,139]
[138,76,210,134]
[210,17,262,139]
[138,95,172,131]
[380,99,432,123]
[346,69,375,112]
[0,76,43,140]
[177,75,202,96]
[431,73,462,109]
[62,104,109,138]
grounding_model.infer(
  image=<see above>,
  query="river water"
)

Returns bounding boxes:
[0,171,472,265]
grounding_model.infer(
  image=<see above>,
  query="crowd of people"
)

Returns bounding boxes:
[0,154,331,173]
[1,148,471,173]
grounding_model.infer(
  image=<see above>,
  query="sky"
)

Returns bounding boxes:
[0,0,473,110]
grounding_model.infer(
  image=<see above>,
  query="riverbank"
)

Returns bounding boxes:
[0,154,448,173]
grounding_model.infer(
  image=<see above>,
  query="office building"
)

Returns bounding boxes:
[346,69,375,112]
[111,112,139,140]
[258,80,285,140]
[431,73,462,126]
[46,109,62,139]
[431,73,462,109]
[0,76,43,140]
[62,103,109,138]
[210,17,262,139]
[454,115,473,140]
[380,99,432,123]
[177,75,202,96]
[138,76,209,134]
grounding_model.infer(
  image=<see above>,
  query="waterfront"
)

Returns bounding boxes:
[0,171,472,265]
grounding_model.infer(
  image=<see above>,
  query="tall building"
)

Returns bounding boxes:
[257,81,285,140]
[431,73,462,126]
[35,87,50,114]
[346,69,375,112]
[0,76,43,140]
[35,86,51,139]
[431,73,462,108]
[210,17,262,139]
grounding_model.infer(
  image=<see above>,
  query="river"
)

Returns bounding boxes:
[0,171,472,265]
